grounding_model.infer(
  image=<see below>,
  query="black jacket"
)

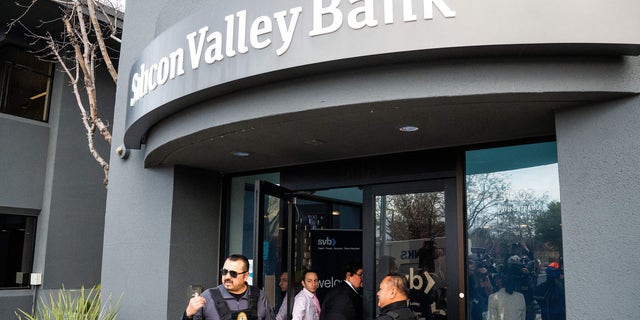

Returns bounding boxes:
[320,281,363,320]
[375,300,416,320]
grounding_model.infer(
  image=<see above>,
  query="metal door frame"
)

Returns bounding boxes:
[362,178,462,320]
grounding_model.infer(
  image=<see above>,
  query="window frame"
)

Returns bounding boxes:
[0,213,38,290]
[0,45,53,123]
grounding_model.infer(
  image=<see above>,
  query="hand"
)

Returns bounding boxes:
[186,292,206,317]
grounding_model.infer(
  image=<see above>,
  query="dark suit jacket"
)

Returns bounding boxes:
[320,281,363,320]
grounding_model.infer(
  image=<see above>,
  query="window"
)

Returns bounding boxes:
[1,45,52,122]
[0,214,37,289]
[465,141,565,320]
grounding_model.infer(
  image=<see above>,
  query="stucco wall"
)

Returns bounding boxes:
[556,96,640,319]
[37,65,114,289]
[0,116,48,212]
[101,2,217,319]
[0,292,32,319]
[168,166,221,317]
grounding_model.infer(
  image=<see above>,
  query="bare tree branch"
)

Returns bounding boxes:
[8,0,119,186]
[6,0,38,32]
[87,0,117,82]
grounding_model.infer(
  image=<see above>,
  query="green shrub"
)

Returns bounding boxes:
[15,285,121,320]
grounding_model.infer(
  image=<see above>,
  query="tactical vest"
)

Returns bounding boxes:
[210,286,260,320]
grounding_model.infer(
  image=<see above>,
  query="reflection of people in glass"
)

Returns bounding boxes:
[321,262,363,320]
[505,253,536,320]
[377,256,397,282]
[534,262,565,320]
[276,272,289,320]
[468,259,494,320]
[418,240,437,273]
[487,273,525,320]
[407,269,439,319]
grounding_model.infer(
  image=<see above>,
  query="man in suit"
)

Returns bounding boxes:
[320,262,363,320]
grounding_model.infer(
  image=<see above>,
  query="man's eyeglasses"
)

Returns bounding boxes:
[220,268,249,278]
[354,272,364,278]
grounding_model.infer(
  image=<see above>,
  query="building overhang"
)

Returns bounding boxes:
[123,0,640,150]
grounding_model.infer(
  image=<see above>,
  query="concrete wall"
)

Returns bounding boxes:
[555,96,640,320]
[168,166,221,317]
[0,116,48,212]
[101,153,175,320]
[0,291,32,319]
[37,65,113,289]
[100,158,222,320]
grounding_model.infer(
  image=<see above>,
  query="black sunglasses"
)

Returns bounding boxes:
[220,268,249,278]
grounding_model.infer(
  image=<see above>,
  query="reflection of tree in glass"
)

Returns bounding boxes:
[494,189,549,246]
[535,201,563,255]
[382,192,445,240]
[466,173,511,235]
[466,172,563,267]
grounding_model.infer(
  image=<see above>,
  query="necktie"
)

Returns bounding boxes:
[313,294,321,318]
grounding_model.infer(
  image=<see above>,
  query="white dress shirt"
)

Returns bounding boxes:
[292,288,320,320]
[276,293,288,320]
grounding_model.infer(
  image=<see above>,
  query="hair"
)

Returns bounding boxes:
[384,273,410,297]
[227,254,250,272]
[302,269,317,281]
[343,261,362,278]
[502,274,518,295]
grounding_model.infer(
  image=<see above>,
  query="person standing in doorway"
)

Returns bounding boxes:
[375,273,417,320]
[320,262,364,320]
[418,240,437,273]
[276,271,289,320]
[182,254,275,320]
[292,270,320,320]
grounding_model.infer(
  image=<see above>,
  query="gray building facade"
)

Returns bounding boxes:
[102,1,640,319]
[2,0,640,319]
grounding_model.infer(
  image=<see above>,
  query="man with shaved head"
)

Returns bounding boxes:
[375,273,416,320]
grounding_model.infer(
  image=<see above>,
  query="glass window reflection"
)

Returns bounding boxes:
[375,191,448,319]
[465,142,565,320]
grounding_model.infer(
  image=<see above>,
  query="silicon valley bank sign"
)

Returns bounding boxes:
[128,0,455,108]
[124,0,458,148]
[123,0,640,148]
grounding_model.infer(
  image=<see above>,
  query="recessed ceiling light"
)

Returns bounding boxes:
[232,151,250,157]
[399,125,419,132]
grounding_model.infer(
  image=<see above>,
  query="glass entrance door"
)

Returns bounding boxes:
[363,179,461,320]
[253,180,290,314]
[254,181,363,320]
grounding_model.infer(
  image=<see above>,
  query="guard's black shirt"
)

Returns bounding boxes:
[375,300,417,320]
